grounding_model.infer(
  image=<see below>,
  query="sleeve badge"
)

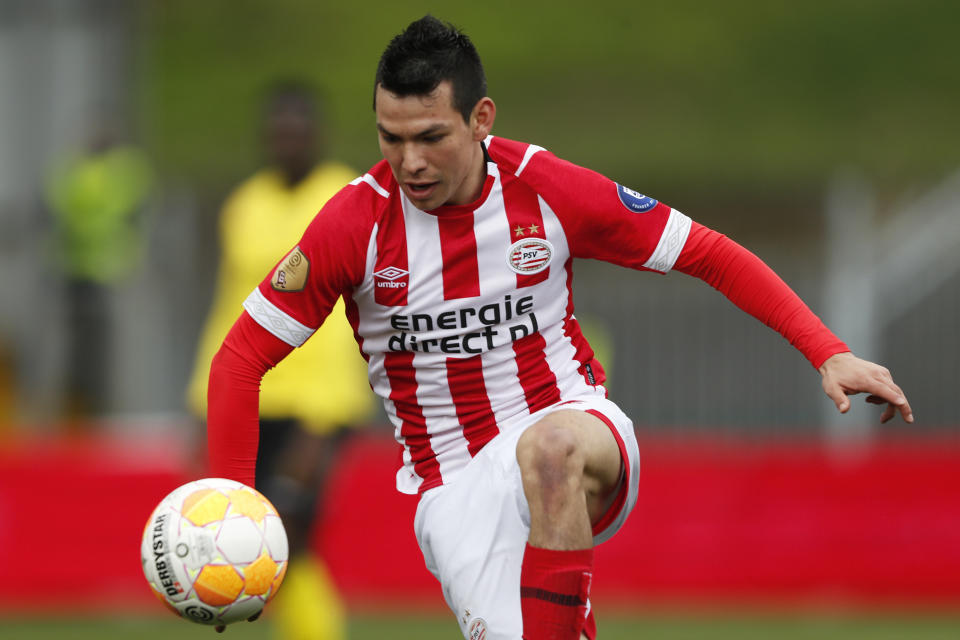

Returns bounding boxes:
[616,184,659,213]
[271,246,310,292]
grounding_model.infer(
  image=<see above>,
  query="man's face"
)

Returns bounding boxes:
[265,107,315,176]
[375,81,491,211]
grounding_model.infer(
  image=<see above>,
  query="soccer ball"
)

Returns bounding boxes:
[140,478,288,626]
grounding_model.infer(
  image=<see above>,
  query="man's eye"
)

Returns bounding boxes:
[423,135,443,143]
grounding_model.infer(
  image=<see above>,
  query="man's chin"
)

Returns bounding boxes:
[405,190,443,211]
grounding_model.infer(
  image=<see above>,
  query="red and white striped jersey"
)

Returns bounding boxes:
[243,135,691,494]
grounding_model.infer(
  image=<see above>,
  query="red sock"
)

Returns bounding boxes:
[520,544,594,640]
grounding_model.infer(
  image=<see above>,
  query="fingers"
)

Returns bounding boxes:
[896,396,914,423]
[864,377,913,423]
[822,379,851,413]
[821,355,913,423]
[880,403,896,423]
[862,374,903,407]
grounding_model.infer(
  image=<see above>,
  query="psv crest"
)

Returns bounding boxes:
[468,618,488,640]
[507,238,553,275]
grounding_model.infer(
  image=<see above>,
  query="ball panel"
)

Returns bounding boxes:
[195,565,244,606]
[216,516,263,564]
[220,595,265,625]
[267,561,287,602]
[243,553,278,596]
[227,488,267,522]
[262,514,289,562]
[182,489,230,526]
[142,507,191,603]
[177,526,219,570]
[173,599,220,625]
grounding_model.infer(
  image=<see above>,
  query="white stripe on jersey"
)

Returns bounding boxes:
[642,208,692,273]
[389,396,423,494]
[351,173,391,198]
[243,287,315,347]
[515,144,545,176]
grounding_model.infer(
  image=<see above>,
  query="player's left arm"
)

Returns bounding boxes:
[674,222,913,423]
[498,143,912,422]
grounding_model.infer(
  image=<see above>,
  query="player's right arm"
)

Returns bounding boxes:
[207,312,293,487]
[206,181,378,486]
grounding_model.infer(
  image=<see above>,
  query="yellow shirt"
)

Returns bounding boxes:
[186,163,373,431]
[45,145,152,283]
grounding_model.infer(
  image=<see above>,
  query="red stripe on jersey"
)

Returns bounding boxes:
[384,351,441,491]
[512,331,562,414]
[437,213,481,300]
[446,354,499,456]
[560,259,606,388]
[486,137,526,175]
[374,199,410,307]
[502,173,549,287]
[342,288,369,363]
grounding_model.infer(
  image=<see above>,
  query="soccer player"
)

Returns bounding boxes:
[207,16,913,640]
[188,83,374,640]
[44,122,152,420]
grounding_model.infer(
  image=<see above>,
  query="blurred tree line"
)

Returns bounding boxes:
[137,0,959,221]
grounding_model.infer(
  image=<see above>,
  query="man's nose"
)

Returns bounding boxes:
[402,144,427,174]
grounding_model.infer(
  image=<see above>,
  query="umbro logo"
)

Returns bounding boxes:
[374,266,408,281]
[374,266,408,288]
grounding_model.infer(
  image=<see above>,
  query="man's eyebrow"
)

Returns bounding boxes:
[376,123,448,139]
[416,125,447,137]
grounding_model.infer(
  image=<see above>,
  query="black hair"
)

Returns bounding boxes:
[374,15,486,123]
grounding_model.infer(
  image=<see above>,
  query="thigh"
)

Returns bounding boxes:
[415,432,530,640]
[537,398,640,545]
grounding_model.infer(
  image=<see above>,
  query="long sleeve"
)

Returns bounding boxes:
[673,221,848,369]
[207,311,294,486]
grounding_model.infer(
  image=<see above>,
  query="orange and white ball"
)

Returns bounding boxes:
[140,478,288,626]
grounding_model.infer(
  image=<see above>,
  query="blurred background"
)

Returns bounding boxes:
[1,0,958,638]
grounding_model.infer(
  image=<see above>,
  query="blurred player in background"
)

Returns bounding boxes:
[44,121,152,421]
[186,82,373,640]
[206,17,912,640]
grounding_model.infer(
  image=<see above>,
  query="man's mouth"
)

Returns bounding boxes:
[406,181,438,198]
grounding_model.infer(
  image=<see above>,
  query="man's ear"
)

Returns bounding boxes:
[472,97,496,141]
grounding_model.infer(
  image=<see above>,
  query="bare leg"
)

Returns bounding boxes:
[517,410,623,549]
[515,409,624,640]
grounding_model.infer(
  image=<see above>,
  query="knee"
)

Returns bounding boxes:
[516,422,585,492]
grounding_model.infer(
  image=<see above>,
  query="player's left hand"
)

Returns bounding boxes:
[215,611,262,633]
[818,352,913,423]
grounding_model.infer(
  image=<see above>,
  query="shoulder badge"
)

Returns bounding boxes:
[271,246,310,292]
[616,184,658,213]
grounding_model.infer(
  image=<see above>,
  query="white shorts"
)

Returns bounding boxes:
[413,394,640,640]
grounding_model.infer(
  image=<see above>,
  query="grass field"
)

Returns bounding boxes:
[4,611,960,640]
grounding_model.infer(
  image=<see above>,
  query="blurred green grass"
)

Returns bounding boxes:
[4,611,960,639]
